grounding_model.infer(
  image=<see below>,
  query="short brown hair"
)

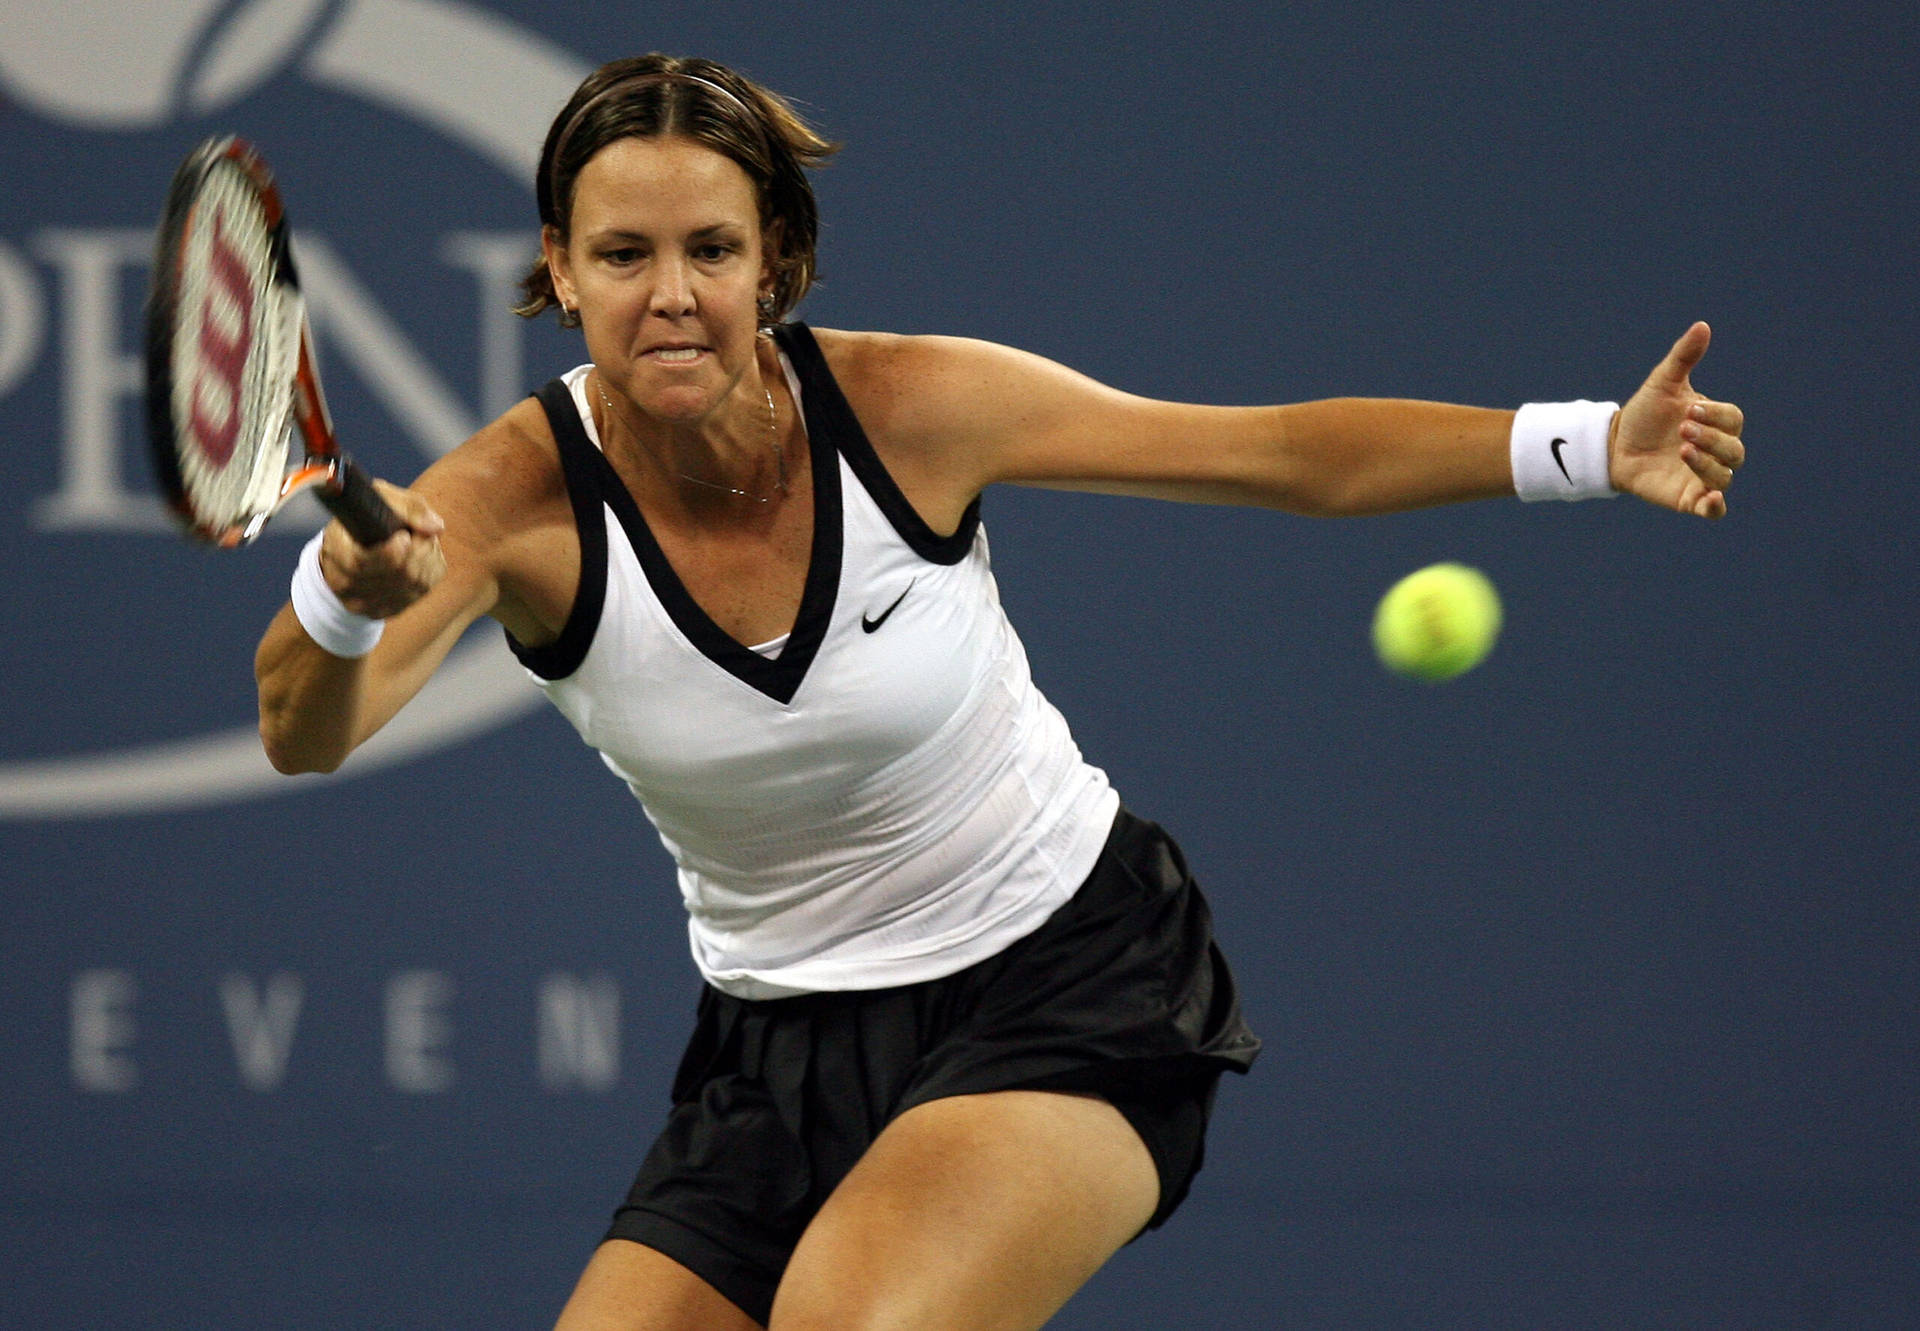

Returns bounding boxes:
[516,55,838,328]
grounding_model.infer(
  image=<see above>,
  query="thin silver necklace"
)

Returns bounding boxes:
[596,376,788,503]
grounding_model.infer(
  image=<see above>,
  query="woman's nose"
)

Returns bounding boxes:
[649,255,695,316]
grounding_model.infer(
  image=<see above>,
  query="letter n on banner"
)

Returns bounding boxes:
[537,972,619,1091]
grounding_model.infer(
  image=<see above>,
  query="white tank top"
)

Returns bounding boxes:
[509,325,1118,998]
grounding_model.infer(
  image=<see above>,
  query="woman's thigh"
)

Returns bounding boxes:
[768,1089,1159,1331]
[554,1238,765,1331]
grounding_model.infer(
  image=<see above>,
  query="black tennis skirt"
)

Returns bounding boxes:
[604,806,1260,1324]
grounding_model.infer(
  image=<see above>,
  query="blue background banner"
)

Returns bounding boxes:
[3,2,1914,1326]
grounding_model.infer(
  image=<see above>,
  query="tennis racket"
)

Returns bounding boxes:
[145,136,401,549]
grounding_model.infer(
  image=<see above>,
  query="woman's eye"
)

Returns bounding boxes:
[602,248,641,265]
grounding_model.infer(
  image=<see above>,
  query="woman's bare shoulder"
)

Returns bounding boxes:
[410,393,582,641]
[806,326,995,384]
[804,327,1015,444]
[804,327,1025,526]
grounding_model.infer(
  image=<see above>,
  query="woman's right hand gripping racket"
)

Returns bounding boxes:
[145,136,402,549]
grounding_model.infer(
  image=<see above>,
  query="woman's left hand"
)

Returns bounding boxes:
[1610,322,1746,519]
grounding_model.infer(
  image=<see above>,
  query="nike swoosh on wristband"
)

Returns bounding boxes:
[862,580,915,633]
[1550,437,1573,484]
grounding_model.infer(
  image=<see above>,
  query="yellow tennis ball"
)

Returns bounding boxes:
[1372,562,1503,681]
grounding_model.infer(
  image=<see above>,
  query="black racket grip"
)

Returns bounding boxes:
[321,460,406,547]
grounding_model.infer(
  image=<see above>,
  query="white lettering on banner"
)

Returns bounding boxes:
[537,972,620,1092]
[0,0,591,813]
[219,971,305,1092]
[31,229,164,531]
[70,968,138,1092]
[440,231,537,423]
[20,228,531,534]
[66,969,634,1093]
[296,234,477,458]
[0,238,46,398]
[385,968,455,1093]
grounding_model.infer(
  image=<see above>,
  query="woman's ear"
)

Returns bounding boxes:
[758,221,785,320]
[541,224,576,310]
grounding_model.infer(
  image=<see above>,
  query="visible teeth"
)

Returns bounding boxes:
[653,348,701,362]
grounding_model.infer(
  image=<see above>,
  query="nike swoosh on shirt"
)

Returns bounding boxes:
[1550,437,1573,484]
[862,580,915,633]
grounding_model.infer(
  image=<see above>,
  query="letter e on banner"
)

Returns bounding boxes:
[385,969,455,1093]
[71,969,137,1093]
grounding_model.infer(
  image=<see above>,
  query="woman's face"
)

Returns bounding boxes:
[546,134,771,428]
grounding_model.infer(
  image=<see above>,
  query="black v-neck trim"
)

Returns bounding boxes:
[509,366,835,702]
[778,323,981,565]
[596,363,841,704]
[508,325,967,703]
[504,378,608,681]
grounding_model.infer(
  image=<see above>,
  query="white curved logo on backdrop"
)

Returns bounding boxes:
[0,0,587,819]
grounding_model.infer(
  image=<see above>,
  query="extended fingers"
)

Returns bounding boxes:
[1689,398,1744,437]
[1677,401,1743,521]
[1681,434,1738,488]
[1681,401,1746,480]
[1623,329,1745,520]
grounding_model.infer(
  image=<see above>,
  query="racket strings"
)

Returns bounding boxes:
[171,162,300,532]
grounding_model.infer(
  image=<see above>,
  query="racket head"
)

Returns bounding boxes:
[145,136,313,547]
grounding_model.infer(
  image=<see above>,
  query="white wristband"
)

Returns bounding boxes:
[290,531,385,658]
[1511,400,1619,502]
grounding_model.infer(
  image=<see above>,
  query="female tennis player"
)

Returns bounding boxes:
[254,54,1746,1331]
